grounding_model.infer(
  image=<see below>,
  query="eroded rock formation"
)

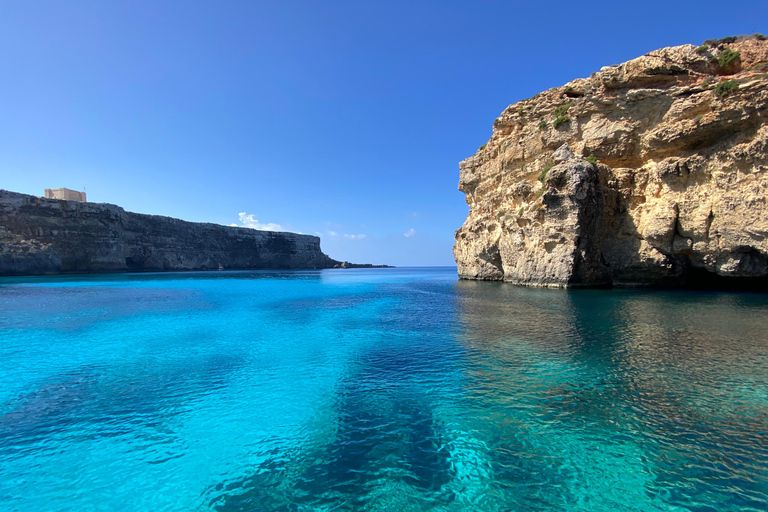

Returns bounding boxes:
[0,190,339,275]
[454,35,768,288]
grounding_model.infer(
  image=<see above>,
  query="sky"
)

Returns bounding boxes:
[1,1,766,266]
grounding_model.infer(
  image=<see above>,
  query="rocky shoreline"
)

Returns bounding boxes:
[0,189,388,275]
[454,35,768,289]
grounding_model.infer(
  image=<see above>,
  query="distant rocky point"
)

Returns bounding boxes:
[454,35,768,289]
[333,261,393,269]
[0,189,389,275]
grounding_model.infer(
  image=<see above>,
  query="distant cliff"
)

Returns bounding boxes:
[454,35,768,288]
[0,190,339,275]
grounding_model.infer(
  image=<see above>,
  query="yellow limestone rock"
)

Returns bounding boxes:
[454,36,768,287]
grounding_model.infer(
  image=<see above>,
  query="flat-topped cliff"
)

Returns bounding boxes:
[454,35,768,288]
[0,190,339,275]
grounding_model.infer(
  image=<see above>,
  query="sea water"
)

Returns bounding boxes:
[0,267,766,511]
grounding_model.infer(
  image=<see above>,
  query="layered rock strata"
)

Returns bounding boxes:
[454,35,768,288]
[0,190,339,275]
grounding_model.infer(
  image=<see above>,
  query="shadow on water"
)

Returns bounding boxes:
[453,280,768,511]
[209,343,457,511]
[206,279,768,511]
[2,269,766,511]
[209,280,462,511]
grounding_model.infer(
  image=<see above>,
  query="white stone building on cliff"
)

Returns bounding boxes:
[44,188,86,202]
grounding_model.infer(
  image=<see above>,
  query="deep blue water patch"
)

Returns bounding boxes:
[1,268,767,511]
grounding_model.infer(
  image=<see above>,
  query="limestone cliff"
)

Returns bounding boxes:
[0,190,339,275]
[454,35,768,288]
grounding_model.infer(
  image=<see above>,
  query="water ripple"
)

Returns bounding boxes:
[0,269,766,511]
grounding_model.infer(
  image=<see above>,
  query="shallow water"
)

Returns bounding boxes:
[0,267,766,511]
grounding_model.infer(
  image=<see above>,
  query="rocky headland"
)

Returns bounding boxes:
[0,189,383,275]
[454,35,768,288]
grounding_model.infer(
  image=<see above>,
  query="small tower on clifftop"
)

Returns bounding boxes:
[44,188,87,202]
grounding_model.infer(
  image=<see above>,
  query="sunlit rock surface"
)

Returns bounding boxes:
[454,35,768,288]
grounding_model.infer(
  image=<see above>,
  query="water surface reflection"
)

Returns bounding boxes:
[454,281,768,511]
[0,269,766,511]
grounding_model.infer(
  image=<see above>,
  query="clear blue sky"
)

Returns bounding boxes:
[1,1,766,266]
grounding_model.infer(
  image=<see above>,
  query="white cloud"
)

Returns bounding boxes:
[327,230,365,240]
[232,212,284,232]
[403,228,416,237]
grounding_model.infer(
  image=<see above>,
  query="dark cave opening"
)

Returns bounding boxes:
[680,266,768,292]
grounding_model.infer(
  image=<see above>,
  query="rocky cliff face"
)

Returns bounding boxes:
[454,35,768,288]
[0,190,338,275]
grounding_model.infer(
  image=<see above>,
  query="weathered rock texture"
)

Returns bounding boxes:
[454,35,768,288]
[0,190,339,275]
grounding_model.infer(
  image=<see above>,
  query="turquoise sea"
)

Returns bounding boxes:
[0,267,767,511]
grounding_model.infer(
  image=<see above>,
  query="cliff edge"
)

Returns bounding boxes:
[0,190,340,275]
[454,35,768,288]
